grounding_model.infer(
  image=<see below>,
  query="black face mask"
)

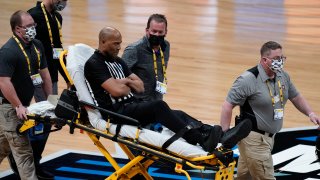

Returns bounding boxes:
[148,34,165,46]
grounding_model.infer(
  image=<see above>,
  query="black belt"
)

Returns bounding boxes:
[0,97,10,104]
[252,128,274,137]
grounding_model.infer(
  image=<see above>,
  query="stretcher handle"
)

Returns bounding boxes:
[79,100,140,125]
[26,114,67,126]
[59,50,74,86]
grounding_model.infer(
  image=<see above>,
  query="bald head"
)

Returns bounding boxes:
[98,27,122,58]
[99,27,121,43]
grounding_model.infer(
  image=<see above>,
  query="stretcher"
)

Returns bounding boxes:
[17,43,236,179]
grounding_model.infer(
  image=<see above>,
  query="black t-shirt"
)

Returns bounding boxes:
[28,1,69,83]
[84,50,134,116]
[0,36,47,106]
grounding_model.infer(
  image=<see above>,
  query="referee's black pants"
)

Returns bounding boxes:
[116,100,205,145]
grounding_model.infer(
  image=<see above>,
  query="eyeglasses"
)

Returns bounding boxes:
[265,56,286,62]
[19,23,37,29]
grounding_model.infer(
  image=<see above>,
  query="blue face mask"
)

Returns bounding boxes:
[54,1,67,11]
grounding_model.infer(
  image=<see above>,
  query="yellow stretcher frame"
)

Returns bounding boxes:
[18,49,236,179]
[20,114,236,180]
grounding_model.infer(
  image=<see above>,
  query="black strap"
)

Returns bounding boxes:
[211,149,227,166]
[70,85,77,91]
[247,65,259,78]
[252,128,274,137]
[111,124,122,142]
[162,126,191,150]
[239,65,260,130]
[43,116,52,122]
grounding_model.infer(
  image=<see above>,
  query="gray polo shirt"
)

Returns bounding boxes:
[226,64,299,134]
[122,36,170,102]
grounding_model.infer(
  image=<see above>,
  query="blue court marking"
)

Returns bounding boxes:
[54,176,86,180]
[57,167,112,176]
[232,145,239,158]
[58,159,213,179]
[274,172,291,176]
[77,159,116,166]
[297,136,316,142]
[233,154,239,158]
[148,167,212,180]
[57,166,212,180]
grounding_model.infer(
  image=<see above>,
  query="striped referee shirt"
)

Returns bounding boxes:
[84,50,134,112]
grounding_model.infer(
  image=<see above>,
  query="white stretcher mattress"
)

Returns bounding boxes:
[28,43,210,157]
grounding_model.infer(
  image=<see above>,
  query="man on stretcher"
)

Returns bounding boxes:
[84,27,252,153]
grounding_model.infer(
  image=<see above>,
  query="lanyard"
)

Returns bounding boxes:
[152,47,167,84]
[41,2,63,47]
[13,35,40,75]
[266,79,284,107]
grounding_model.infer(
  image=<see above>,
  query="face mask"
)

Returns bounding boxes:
[23,26,37,42]
[269,58,284,72]
[54,1,67,11]
[148,34,165,46]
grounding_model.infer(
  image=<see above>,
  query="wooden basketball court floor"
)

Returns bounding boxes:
[0,0,320,173]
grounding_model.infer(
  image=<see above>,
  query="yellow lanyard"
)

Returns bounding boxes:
[152,47,167,84]
[13,35,40,75]
[266,79,284,107]
[41,2,63,47]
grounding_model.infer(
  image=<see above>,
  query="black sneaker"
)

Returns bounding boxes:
[200,125,223,153]
[220,119,252,149]
[36,167,54,180]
